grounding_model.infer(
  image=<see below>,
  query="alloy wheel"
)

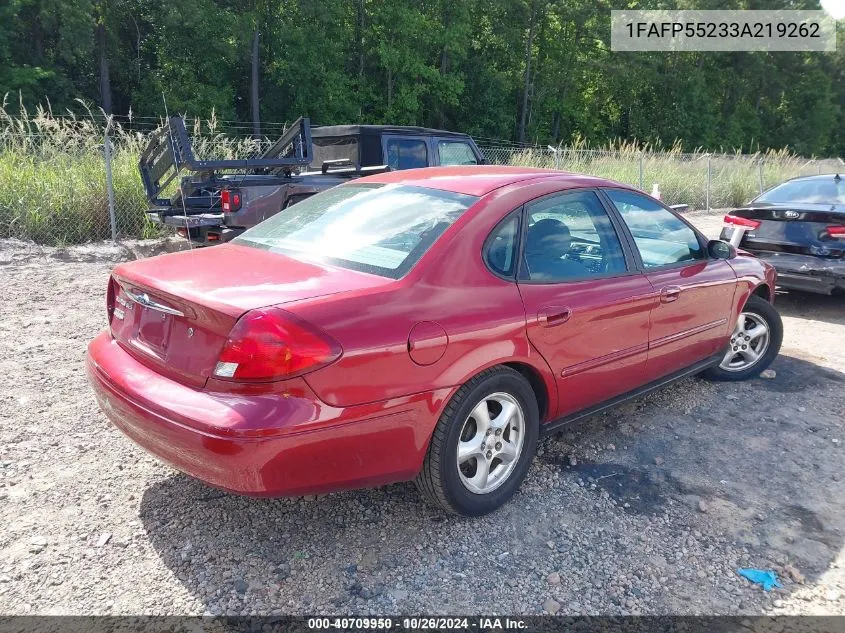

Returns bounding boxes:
[719,311,770,372]
[456,392,525,494]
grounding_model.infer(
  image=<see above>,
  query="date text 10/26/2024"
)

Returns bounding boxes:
[306,617,528,630]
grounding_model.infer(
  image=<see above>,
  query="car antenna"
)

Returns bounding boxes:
[162,92,192,251]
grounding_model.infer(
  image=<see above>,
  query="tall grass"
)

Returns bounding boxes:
[0,104,268,245]
[500,139,836,209]
[0,104,839,245]
[0,103,151,244]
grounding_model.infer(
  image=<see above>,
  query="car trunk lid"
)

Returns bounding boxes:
[108,243,392,387]
[731,204,845,257]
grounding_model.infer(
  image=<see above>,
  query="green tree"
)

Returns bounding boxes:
[0,0,841,155]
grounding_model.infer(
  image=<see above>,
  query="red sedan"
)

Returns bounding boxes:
[86,166,782,516]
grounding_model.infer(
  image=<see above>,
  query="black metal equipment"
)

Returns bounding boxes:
[138,116,314,205]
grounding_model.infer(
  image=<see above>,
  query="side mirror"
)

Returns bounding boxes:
[707,239,736,260]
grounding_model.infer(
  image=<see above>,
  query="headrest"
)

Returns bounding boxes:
[526,218,572,256]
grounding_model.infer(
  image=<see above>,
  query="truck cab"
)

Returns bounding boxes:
[310,125,485,171]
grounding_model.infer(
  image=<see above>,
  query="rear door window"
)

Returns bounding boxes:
[385,138,428,169]
[522,191,628,281]
[438,140,479,166]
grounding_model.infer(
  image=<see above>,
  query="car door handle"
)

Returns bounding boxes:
[659,286,682,303]
[538,307,572,327]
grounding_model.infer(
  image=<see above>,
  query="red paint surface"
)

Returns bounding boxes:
[86,167,775,497]
[408,322,449,366]
[643,260,738,379]
[518,274,654,418]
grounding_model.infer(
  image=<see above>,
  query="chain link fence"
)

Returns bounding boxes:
[480,145,843,210]
[1,112,842,246]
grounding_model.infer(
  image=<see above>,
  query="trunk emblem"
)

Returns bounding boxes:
[187,327,194,338]
[784,210,800,219]
[124,288,185,317]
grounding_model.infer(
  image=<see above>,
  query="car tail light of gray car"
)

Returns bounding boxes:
[724,214,761,247]
[221,189,241,213]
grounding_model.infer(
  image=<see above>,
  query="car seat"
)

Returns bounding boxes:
[524,218,587,280]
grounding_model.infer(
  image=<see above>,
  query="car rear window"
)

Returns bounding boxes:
[310,136,359,168]
[234,183,478,279]
[755,178,845,205]
[386,138,428,169]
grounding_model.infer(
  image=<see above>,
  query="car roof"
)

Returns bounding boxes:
[750,173,844,209]
[355,165,631,197]
[311,124,471,139]
[770,173,842,185]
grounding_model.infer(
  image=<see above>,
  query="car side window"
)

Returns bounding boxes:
[605,189,704,268]
[438,141,478,166]
[522,190,628,282]
[485,214,520,278]
[386,138,428,169]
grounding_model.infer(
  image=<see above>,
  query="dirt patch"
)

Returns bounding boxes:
[562,463,673,514]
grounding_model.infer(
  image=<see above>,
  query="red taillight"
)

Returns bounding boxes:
[221,189,241,213]
[106,276,116,326]
[723,214,761,230]
[214,309,341,382]
[827,226,845,238]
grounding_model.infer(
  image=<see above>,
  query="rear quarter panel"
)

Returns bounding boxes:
[290,181,572,419]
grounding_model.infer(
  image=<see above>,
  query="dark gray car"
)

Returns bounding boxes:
[720,173,845,295]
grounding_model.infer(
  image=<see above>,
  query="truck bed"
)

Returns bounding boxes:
[140,117,388,244]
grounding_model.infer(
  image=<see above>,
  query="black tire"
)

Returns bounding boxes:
[414,366,539,516]
[703,295,783,382]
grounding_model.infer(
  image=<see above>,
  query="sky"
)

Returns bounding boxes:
[820,0,845,20]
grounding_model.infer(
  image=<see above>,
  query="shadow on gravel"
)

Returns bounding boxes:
[579,464,667,513]
[138,353,845,612]
[547,462,691,516]
[139,476,445,611]
[541,353,845,585]
[776,290,845,326]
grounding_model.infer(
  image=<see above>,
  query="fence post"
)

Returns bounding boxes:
[757,160,764,194]
[638,153,644,190]
[817,161,822,175]
[104,118,118,242]
[547,145,560,171]
[706,154,712,210]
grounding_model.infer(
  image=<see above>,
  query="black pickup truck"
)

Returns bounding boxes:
[141,117,485,245]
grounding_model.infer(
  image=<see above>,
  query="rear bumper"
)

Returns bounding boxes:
[750,251,845,295]
[86,331,442,496]
[147,212,243,244]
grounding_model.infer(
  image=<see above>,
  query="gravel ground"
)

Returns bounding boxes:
[1,213,844,616]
